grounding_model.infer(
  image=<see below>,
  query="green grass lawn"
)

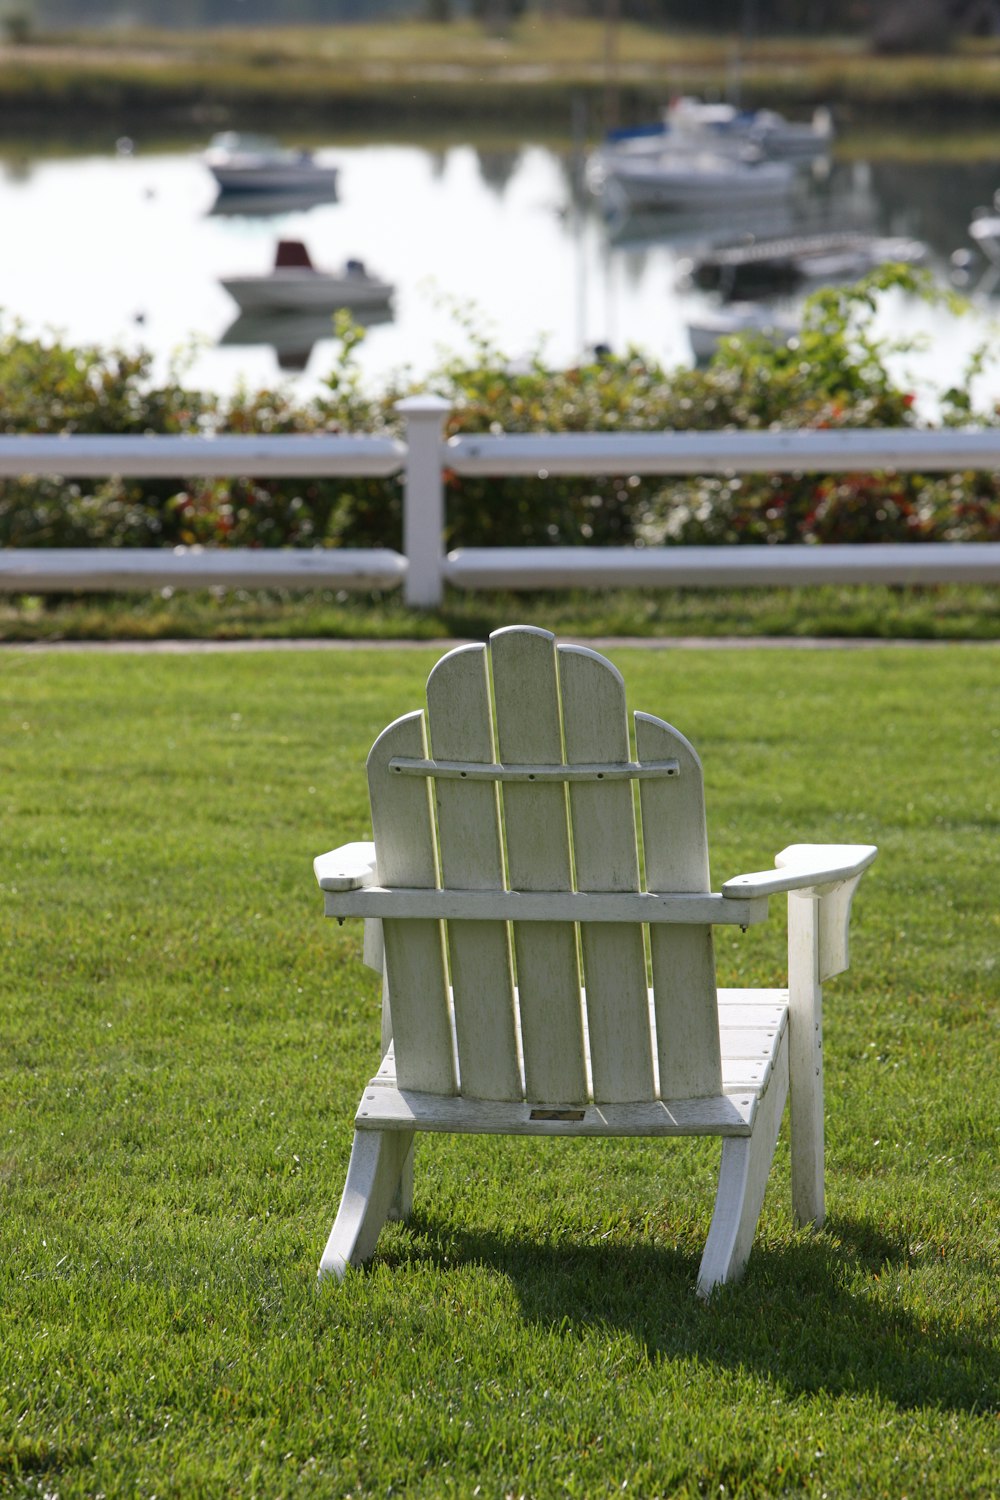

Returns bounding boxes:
[3,582,1000,643]
[1,643,997,1497]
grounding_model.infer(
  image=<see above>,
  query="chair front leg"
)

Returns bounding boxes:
[318,1127,415,1281]
[788,891,824,1227]
[698,1027,789,1297]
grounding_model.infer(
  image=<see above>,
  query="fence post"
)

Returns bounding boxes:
[396,395,452,607]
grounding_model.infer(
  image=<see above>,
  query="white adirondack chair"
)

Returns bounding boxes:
[314,626,876,1296]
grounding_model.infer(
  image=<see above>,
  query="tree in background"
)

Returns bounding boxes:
[1,0,34,40]
[871,0,954,51]
[569,1,867,28]
[471,0,528,32]
[20,0,1000,40]
[873,0,1000,50]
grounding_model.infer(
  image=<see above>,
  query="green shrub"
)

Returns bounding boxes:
[0,324,213,548]
[2,270,999,552]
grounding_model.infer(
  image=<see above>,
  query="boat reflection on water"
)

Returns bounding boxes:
[686,301,799,364]
[208,185,339,218]
[219,302,394,372]
[680,231,928,298]
[598,159,883,257]
[604,201,802,254]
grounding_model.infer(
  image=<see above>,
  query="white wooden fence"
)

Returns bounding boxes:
[2,395,1000,607]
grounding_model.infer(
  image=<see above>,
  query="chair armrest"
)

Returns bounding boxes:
[721,843,877,900]
[315,842,384,974]
[314,841,377,891]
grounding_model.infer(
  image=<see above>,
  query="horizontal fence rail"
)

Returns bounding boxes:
[447,428,1000,476]
[444,543,1000,591]
[2,398,1000,605]
[0,434,404,478]
[0,548,407,593]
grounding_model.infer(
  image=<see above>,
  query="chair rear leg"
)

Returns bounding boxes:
[318,1127,415,1281]
[696,1035,789,1299]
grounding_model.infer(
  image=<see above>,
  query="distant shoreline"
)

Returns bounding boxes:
[4,22,1000,137]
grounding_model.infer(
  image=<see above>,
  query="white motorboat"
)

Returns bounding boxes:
[588,149,796,214]
[220,240,395,315]
[666,96,834,161]
[203,132,339,196]
[687,302,798,363]
[593,97,833,170]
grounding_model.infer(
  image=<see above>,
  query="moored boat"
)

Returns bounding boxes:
[687,302,798,363]
[681,231,928,296]
[588,149,796,214]
[969,196,1000,264]
[666,96,834,161]
[594,96,833,169]
[203,132,339,196]
[220,240,395,314]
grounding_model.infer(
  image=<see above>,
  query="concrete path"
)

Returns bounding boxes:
[2,635,995,654]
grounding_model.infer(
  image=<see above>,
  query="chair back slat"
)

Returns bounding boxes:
[490,627,588,1105]
[367,710,456,1095]
[558,645,654,1103]
[636,712,722,1100]
[426,644,521,1101]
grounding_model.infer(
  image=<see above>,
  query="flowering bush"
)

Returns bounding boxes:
[2,269,999,554]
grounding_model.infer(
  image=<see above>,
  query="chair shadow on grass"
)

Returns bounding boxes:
[387,1211,998,1416]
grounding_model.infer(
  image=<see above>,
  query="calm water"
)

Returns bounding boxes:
[4,136,1000,415]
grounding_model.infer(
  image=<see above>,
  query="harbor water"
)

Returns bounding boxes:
[3,134,1000,415]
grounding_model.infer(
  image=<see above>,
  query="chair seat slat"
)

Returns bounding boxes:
[356,1085,757,1137]
[368,996,786,1107]
[357,1007,789,1136]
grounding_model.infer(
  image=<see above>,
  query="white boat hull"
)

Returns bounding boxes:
[221,269,394,314]
[591,152,795,213]
[969,213,1000,264]
[687,304,797,362]
[202,134,339,196]
[209,164,339,195]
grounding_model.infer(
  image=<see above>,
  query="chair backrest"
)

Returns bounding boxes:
[366,626,723,1108]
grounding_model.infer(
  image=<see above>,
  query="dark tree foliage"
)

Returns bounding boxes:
[29,0,875,28]
[28,0,995,37]
[34,0,407,25]
[570,1,873,30]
